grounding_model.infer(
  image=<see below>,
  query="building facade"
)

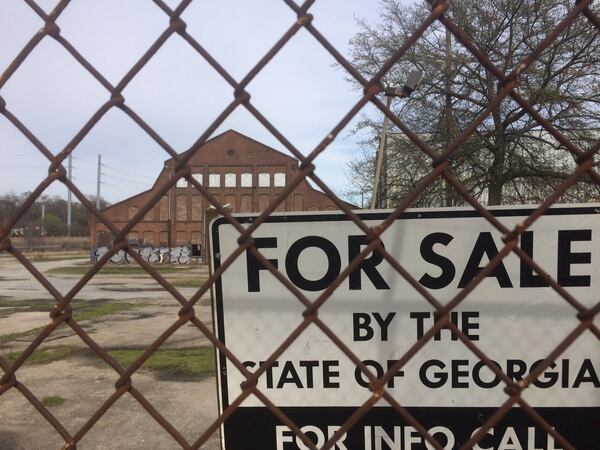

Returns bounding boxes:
[89,130,343,250]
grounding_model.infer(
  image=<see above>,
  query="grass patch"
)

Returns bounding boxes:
[42,396,65,407]
[2,344,215,382]
[0,298,138,321]
[0,327,46,345]
[75,301,138,321]
[0,299,140,344]
[47,264,193,276]
[99,286,165,293]
[6,345,82,365]
[107,347,215,381]
[0,297,61,312]
[170,277,206,288]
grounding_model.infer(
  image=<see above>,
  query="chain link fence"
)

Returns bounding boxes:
[1,0,599,449]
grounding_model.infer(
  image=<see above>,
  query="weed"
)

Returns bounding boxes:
[42,396,65,407]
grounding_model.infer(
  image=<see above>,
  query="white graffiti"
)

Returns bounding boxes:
[91,245,194,264]
[139,246,160,264]
[169,246,191,264]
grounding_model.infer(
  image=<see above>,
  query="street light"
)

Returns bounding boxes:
[370,69,422,209]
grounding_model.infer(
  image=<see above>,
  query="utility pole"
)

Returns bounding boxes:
[41,203,45,236]
[67,154,72,236]
[94,154,101,248]
[443,27,454,207]
[371,95,393,209]
[96,154,102,210]
[371,70,423,209]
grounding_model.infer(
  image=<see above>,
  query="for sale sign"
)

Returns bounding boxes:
[210,205,600,450]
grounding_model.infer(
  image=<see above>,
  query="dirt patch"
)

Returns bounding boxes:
[0,431,20,450]
[0,254,219,448]
[0,299,148,347]
[0,359,221,449]
[0,311,49,335]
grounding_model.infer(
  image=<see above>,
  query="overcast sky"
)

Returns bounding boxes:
[0,0,409,204]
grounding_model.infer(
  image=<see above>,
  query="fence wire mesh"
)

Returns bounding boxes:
[1,0,599,449]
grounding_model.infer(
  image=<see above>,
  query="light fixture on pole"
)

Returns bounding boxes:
[371,69,422,209]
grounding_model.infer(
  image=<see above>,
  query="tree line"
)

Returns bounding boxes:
[346,0,600,208]
[0,192,109,237]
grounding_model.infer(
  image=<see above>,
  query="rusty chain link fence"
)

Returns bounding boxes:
[1,0,600,449]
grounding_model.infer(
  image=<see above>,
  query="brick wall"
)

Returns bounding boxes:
[90,130,346,249]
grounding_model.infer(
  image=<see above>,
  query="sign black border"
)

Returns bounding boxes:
[210,205,600,448]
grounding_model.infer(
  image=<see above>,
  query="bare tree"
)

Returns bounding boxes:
[346,0,600,207]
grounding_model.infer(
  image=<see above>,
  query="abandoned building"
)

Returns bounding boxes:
[88,130,343,251]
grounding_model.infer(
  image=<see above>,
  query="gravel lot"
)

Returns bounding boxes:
[0,254,221,449]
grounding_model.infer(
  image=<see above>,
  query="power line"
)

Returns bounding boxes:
[0,174,50,179]
[0,163,50,168]
[101,182,146,192]
[100,182,145,194]
[102,174,151,189]
[71,155,99,168]
[0,152,49,159]
[101,162,155,181]
[101,170,151,184]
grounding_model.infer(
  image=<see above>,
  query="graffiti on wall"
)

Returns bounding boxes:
[91,245,193,264]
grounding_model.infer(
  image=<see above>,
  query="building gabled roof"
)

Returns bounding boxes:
[97,129,354,213]
[165,129,298,164]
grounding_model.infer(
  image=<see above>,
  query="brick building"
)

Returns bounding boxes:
[89,130,343,250]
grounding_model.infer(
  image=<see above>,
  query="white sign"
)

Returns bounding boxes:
[210,205,600,450]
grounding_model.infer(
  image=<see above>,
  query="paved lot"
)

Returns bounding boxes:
[0,254,221,449]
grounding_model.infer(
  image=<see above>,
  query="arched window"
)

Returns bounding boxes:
[176,195,187,221]
[143,230,156,245]
[240,194,252,212]
[159,196,168,220]
[128,206,139,220]
[191,195,203,221]
[176,230,187,245]
[258,194,270,210]
[293,194,303,210]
